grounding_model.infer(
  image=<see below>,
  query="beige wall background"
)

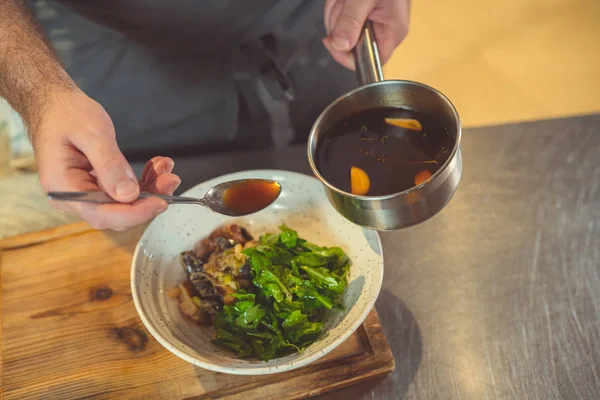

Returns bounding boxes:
[383,0,600,128]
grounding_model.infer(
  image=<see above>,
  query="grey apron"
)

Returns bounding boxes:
[28,0,356,159]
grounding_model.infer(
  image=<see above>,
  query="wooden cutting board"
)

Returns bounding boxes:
[0,222,394,400]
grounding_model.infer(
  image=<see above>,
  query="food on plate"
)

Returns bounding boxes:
[170,224,350,361]
[316,107,453,195]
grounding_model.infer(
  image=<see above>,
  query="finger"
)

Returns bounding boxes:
[369,9,410,64]
[140,157,175,187]
[89,169,108,192]
[326,0,344,37]
[324,0,342,34]
[46,167,100,213]
[372,27,396,65]
[323,37,355,70]
[55,168,169,230]
[329,0,377,52]
[140,156,164,183]
[70,131,139,203]
[78,197,168,232]
[140,156,174,184]
[38,143,100,211]
[145,173,181,195]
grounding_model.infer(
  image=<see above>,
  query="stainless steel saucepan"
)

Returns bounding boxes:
[307,22,462,231]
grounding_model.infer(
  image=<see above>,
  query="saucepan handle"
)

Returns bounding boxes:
[353,21,384,86]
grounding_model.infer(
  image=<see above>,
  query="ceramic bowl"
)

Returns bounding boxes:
[131,170,384,375]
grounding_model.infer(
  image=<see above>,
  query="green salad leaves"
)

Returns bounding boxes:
[211,225,350,361]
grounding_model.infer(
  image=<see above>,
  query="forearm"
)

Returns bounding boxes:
[0,0,75,132]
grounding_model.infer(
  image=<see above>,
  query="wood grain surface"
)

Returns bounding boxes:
[0,223,394,400]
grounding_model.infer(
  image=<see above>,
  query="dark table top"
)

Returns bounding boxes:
[133,114,600,399]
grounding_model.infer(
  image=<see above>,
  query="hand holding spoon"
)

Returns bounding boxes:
[48,179,282,217]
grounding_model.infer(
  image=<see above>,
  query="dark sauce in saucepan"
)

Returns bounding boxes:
[316,107,454,196]
[223,180,281,214]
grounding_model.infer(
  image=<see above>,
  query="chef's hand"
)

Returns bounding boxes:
[323,0,410,70]
[34,88,181,231]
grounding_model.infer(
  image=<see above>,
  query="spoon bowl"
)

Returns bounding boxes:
[47,178,282,217]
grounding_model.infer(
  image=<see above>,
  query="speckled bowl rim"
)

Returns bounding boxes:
[131,169,384,375]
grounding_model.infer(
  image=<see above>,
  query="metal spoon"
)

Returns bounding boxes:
[47,179,282,217]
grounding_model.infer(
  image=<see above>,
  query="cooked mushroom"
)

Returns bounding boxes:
[237,226,253,242]
[178,281,218,325]
[180,251,204,274]
[215,237,235,251]
[189,271,218,298]
[238,262,252,280]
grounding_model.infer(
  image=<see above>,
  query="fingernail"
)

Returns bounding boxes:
[171,178,181,193]
[332,34,350,51]
[165,158,175,172]
[115,179,138,199]
[160,158,174,174]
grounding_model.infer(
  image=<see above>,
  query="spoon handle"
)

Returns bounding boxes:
[139,193,203,205]
[48,191,117,203]
[47,191,203,205]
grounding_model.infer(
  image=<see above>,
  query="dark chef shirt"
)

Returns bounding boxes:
[27,0,356,159]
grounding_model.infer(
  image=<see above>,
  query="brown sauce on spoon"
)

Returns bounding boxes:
[222,180,281,214]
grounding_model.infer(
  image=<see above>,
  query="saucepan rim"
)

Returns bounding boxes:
[307,79,462,201]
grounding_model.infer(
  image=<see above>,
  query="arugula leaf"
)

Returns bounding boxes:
[251,338,275,361]
[234,300,255,313]
[242,248,271,273]
[231,292,256,302]
[321,247,350,270]
[282,310,308,329]
[284,321,323,343]
[292,253,329,269]
[293,286,334,309]
[246,331,274,339]
[255,245,278,260]
[263,283,285,303]
[273,246,296,265]
[301,265,346,295]
[260,232,280,246]
[299,242,350,270]
[332,263,350,282]
[235,304,265,330]
[299,241,322,252]
[215,328,238,342]
[279,225,298,248]
[213,329,253,358]
[277,300,305,312]
[212,339,253,358]
[254,269,293,302]
[260,311,281,334]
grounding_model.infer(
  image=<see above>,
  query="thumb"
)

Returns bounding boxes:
[72,132,139,202]
[330,0,376,52]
